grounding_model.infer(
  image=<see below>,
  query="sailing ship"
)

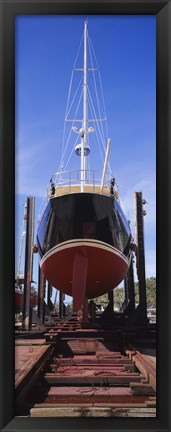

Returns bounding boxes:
[36,22,132,314]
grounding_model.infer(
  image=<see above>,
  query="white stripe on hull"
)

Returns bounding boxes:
[40,238,129,268]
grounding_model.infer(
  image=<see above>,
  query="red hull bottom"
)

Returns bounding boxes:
[40,239,129,299]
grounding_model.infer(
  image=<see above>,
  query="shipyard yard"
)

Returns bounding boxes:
[15,191,156,418]
[14,20,156,419]
[15,325,156,418]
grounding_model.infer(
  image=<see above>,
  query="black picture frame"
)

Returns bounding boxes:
[0,0,170,431]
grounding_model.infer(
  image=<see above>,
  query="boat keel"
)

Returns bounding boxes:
[72,253,88,323]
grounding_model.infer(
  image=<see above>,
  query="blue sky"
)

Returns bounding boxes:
[15,15,156,295]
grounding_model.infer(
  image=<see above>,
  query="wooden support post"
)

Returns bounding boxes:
[127,254,135,313]
[47,282,52,310]
[134,192,148,326]
[122,254,136,324]
[124,276,129,304]
[82,296,89,326]
[89,300,96,324]
[59,291,65,319]
[22,197,35,330]
[38,266,45,324]
[108,289,114,314]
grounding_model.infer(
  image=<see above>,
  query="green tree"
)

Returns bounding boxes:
[93,277,156,309]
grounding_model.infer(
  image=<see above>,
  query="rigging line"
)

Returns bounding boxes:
[89,37,110,149]
[61,70,74,161]
[61,75,82,170]
[87,86,106,157]
[88,36,106,150]
[88,77,108,147]
[98,70,108,135]
[89,39,111,170]
[89,38,111,173]
[89,39,108,152]
[58,88,83,173]
[88,36,99,69]
[64,135,79,171]
[64,88,83,154]
[88,79,112,171]
[65,75,83,119]
[73,32,84,69]
[62,77,83,164]
[88,92,104,166]
[64,71,74,120]
[89,35,108,120]
[87,90,105,163]
[98,70,112,173]
[88,89,111,179]
[89,119,104,169]
[60,31,83,165]
[89,79,108,136]
[61,88,82,167]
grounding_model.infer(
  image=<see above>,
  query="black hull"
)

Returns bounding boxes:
[37,192,131,302]
[37,193,131,259]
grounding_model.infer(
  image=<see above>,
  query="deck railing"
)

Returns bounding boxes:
[37,169,119,224]
[47,169,116,197]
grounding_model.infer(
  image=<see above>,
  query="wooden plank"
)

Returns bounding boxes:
[44,375,142,385]
[96,351,123,358]
[54,185,110,197]
[15,339,46,346]
[112,411,156,417]
[30,407,112,417]
[15,344,53,388]
[33,402,147,408]
[49,365,134,374]
[51,358,134,366]
[130,382,155,395]
[126,349,156,391]
[15,344,54,414]
[47,386,133,397]
[146,401,156,407]
[30,406,156,417]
